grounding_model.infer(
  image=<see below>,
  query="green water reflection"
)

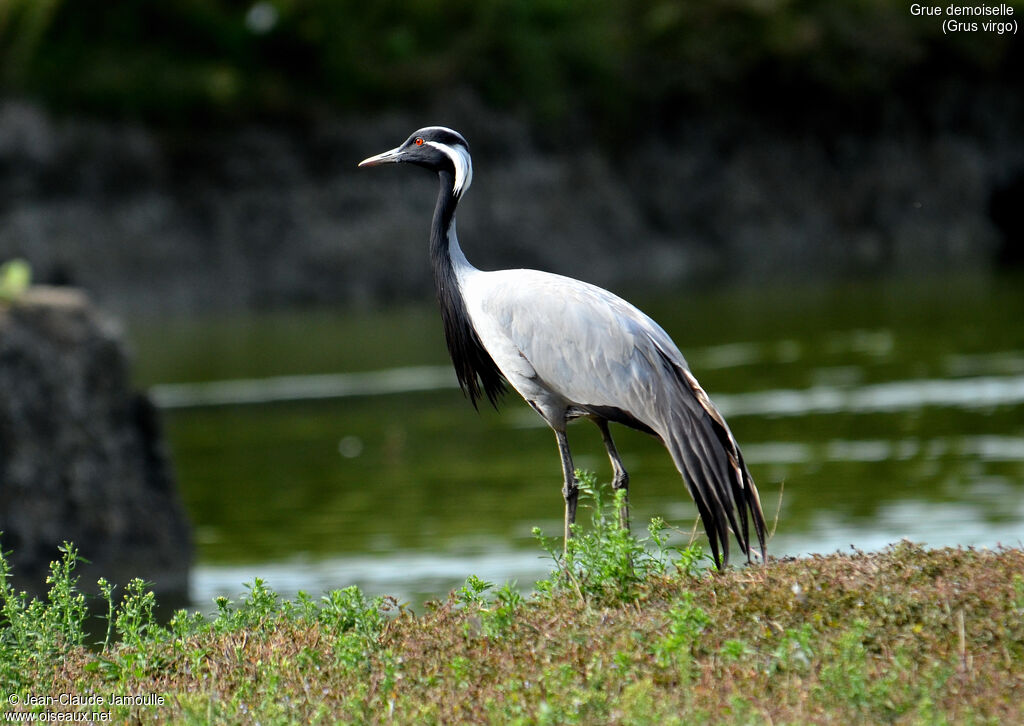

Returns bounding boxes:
[129,275,1024,605]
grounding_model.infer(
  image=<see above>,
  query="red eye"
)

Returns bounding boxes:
[414,137,424,146]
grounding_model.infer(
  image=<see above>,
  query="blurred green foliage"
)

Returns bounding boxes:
[1,0,1021,126]
[0,258,31,303]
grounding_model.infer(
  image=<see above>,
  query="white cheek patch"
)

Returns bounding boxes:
[425,140,473,197]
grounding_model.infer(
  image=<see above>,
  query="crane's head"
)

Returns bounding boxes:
[358,126,473,197]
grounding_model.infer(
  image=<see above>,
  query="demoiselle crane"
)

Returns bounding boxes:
[359,127,767,568]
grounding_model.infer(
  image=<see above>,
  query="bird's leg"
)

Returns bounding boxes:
[595,419,630,532]
[554,429,578,554]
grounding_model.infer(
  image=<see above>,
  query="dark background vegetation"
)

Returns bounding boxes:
[4,0,1021,130]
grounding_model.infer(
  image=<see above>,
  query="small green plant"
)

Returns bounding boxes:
[818,620,869,710]
[281,589,320,623]
[651,592,711,669]
[99,577,165,680]
[479,581,523,638]
[719,638,754,662]
[456,574,494,608]
[533,470,708,604]
[96,577,117,651]
[449,654,474,688]
[319,584,385,636]
[0,258,31,303]
[115,578,158,650]
[219,577,279,631]
[0,540,88,688]
[318,585,390,672]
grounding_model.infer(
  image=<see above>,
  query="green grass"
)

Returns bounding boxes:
[2,476,1024,724]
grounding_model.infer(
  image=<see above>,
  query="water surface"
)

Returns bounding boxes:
[129,275,1024,608]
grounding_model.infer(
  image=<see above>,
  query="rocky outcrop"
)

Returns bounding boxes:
[0,287,190,596]
[0,93,1021,316]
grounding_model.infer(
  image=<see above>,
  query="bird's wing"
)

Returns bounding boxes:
[467,268,682,413]
[465,268,766,567]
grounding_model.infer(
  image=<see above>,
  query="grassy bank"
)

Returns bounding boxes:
[3,475,1023,724]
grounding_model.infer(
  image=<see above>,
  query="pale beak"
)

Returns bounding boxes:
[358,146,404,168]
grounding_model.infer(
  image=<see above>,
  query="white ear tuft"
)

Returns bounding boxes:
[425,140,473,197]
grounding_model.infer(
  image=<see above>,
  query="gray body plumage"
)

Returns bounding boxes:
[360,126,767,568]
[462,263,685,429]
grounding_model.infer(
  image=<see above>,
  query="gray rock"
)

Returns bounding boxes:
[0,287,190,596]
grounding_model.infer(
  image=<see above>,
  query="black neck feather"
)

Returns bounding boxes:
[430,170,507,409]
